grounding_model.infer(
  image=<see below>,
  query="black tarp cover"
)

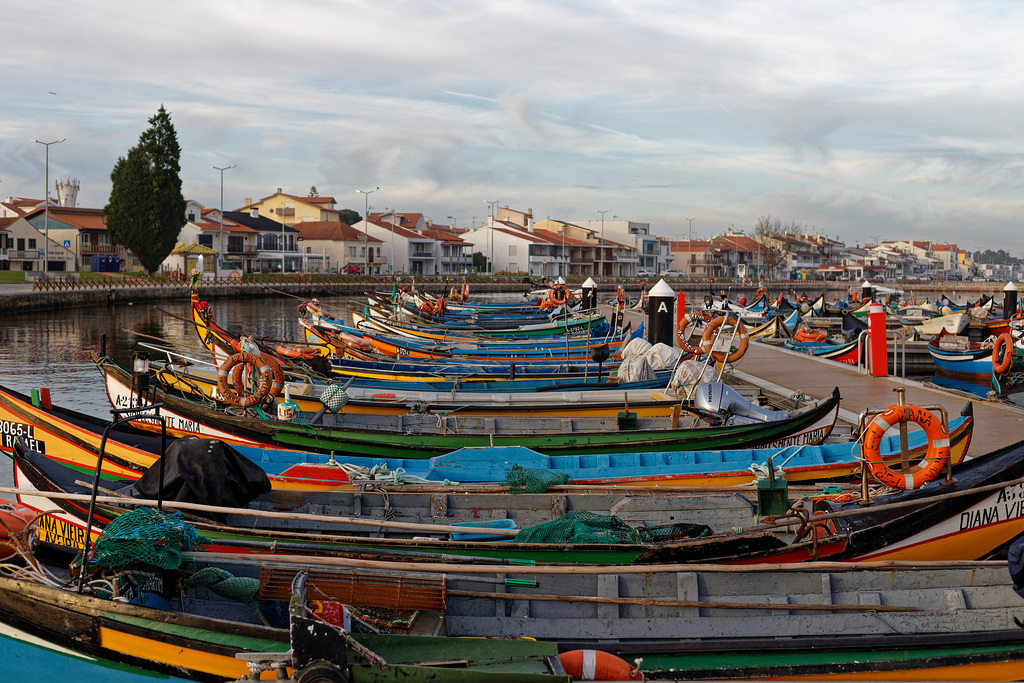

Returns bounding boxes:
[134,437,271,522]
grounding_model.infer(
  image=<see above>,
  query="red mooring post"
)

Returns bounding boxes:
[677,291,686,325]
[867,302,888,376]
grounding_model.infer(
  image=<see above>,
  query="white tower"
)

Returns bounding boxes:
[56,178,79,207]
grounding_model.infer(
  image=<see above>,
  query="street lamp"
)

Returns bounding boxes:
[357,187,379,274]
[32,137,66,273]
[212,164,235,273]
[685,217,697,276]
[486,200,499,274]
[597,209,609,277]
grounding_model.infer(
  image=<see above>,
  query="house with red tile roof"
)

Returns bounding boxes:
[293,220,381,274]
[668,240,717,278]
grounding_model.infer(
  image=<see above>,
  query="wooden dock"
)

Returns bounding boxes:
[612,305,1024,458]
[731,339,1024,457]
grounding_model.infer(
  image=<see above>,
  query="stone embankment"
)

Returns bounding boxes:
[0,277,1009,314]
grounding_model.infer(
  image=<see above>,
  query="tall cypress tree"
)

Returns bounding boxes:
[105,105,186,274]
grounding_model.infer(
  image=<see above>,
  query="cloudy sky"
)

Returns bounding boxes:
[4,1,1024,252]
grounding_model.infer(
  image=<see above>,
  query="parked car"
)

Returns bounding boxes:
[661,270,682,278]
[637,268,656,277]
[344,264,363,275]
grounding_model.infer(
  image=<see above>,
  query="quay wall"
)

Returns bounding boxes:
[0,278,1010,314]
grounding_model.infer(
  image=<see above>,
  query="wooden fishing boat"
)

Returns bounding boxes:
[0,565,571,682]
[149,355,703,419]
[6,415,1017,567]
[783,336,862,365]
[927,331,997,378]
[416,560,1024,679]
[96,356,843,459]
[0,373,967,492]
[268,405,972,488]
[0,376,845,490]
[360,303,607,337]
[916,311,970,337]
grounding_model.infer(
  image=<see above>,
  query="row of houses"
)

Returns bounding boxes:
[0,185,984,281]
[668,230,980,282]
[0,188,671,278]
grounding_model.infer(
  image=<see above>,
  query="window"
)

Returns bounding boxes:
[28,239,36,249]
[348,246,356,257]
[198,234,213,248]
[509,245,517,256]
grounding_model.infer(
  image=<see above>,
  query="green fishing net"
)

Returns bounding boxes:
[84,507,207,569]
[512,510,712,545]
[505,465,571,493]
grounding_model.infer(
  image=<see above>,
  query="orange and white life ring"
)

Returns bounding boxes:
[462,282,469,301]
[233,353,285,398]
[675,311,713,358]
[862,405,949,489]
[699,315,749,363]
[276,345,319,361]
[993,333,1014,375]
[558,650,643,681]
[549,285,570,306]
[756,288,767,300]
[795,328,827,343]
[435,297,447,316]
[218,352,277,407]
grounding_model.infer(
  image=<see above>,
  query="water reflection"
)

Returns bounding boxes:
[928,370,993,399]
[0,292,363,488]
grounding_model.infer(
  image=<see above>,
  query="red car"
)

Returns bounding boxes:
[344,264,363,275]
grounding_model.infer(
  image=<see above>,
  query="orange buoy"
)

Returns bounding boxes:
[559,650,643,681]
[0,504,38,562]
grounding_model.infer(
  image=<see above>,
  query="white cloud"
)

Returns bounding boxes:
[3,0,1024,249]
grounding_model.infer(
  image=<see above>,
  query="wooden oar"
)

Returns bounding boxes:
[0,486,519,537]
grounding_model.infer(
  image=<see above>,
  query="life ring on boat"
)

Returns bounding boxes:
[539,299,558,311]
[232,353,285,398]
[795,328,827,343]
[559,650,643,681]
[0,504,38,562]
[756,288,767,300]
[549,285,570,305]
[418,301,435,315]
[675,311,712,357]
[435,297,447,316]
[862,405,949,490]
[699,316,749,363]
[462,282,469,301]
[993,333,1014,375]
[276,345,319,361]
[218,352,277,407]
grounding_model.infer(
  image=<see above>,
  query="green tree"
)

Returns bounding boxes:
[338,208,361,225]
[472,251,488,271]
[105,105,186,274]
[308,185,319,197]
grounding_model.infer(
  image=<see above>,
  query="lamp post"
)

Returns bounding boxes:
[685,217,696,277]
[212,164,235,274]
[486,200,499,274]
[357,187,379,274]
[32,137,66,273]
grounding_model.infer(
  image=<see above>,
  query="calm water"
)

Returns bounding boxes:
[0,291,366,491]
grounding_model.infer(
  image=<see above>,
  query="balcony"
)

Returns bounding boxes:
[226,245,258,256]
[80,244,119,256]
